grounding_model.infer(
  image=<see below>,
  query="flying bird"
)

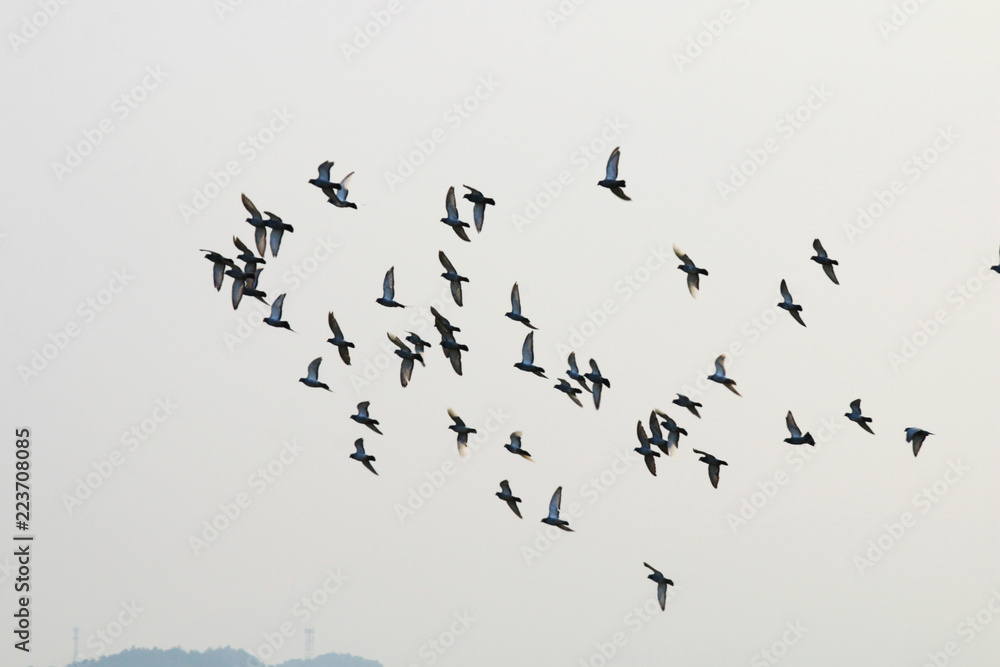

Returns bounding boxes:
[376,267,406,308]
[326,312,355,365]
[505,283,537,329]
[388,333,422,387]
[845,399,874,434]
[541,486,573,532]
[496,480,523,518]
[643,563,674,611]
[673,245,708,297]
[406,331,432,364]
[263,293,293,331]
[241,194,269,257]
[905,428,933,457]
[784,411,815,446]
[441,186,471,241]
[693,449,728,489]
[438,251,469,307]
[308,160,340,192]
[554,379,584,407]
[673,394,702,419]
[778,279,806,327]
[263,211,293,257]
[351,402,383,434]
[652,410,685,455]
[349,438,377,475]
[430,306,461,335]
[514,331,547,378]
[504,432,533,461]
[992,246,1000,273]
[439,330,467,375]
[326,171,357,209]
[810,239,839,285]
[200,250,235,291]
[707,354,741,396]
[448,408,477,458]
[462,185,495,233]
[585,359,611,409]
[634,421,661,476]
[566,353,591,392]
[299,357,331,391]
[232,236,264,266]
[597,146,630,200]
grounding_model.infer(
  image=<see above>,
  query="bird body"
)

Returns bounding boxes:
[597,147,630,200]
[496,480,523,518]
[541,486,573,531]
[810,239,840,285]
[783,411,815,446]
[376,267,406,308]
[299,357,331,391]
[349,438,378,475]
[514,331,546,377]
[778,279,806,327]
[707,354,741,396]
[845,399,874,434]
[351,402,383,434]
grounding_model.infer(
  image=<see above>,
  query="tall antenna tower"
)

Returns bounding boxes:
[304,628,315,660]
[72,626,79,664]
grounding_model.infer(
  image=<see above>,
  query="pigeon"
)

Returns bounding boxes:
[845,399,874,434]
[462,185,495,233]
[566,353,591,392]
[326,312,355,365]
[810,239,839,285]
[326,171,357,209]
[299,357,331,391]
[554,379,584,407]
[448,408,477,458]
[241,265,268,303]
[406,331,432,364]
[441,187,471,241]
[496,480,523,518]
[514,331,547,377]
[643,563,674,611]
[651,410,684,456]
[200,250,235,291]
[905,428,933,457]
[541,486,573,532]
[597,146,630,200]
[308,160,337,191]
[634,421,661,476]
[226,268,247,310]
[784,411,815,446]
[693,449,728,489]
[349,438,377,475]
[388,333,422,387]
[992,246,1000,273]
[351,402,383,434]
[225,265,265,310]
[673,394,702,419]
[438,251,469,307]
[504,432,533,461]
[263,211,293,257]
[241,194,269,257]
[673,245,708,297]
[584,359,611,409]
[778,279,806,327]
[430,306,461,335]
[707,354,741,396]
[232,236,265,267]
[376,267,406,308]
[263,293,293,331]
[439,330,467,375]
[505,283,537,329]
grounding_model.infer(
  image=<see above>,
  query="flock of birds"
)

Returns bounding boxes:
[199,148,951,611]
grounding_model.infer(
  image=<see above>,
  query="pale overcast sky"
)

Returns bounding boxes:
[3,1,1000,666]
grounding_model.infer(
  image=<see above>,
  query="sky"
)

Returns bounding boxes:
[2,1,1000,665]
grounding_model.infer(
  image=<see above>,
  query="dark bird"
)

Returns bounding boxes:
[693,449,728,489]
[376,266,406,308]
[439,330,467,375]
[784,411,815,446]
[597,146,630,200]
[441,186,471,241]
[241,194,269,257]
[326,171,357,208]
[299,357,331,391]
[430,306,461,335]
[810,239,839,285]
[992,246,1000,273]
[566,352,591,392]
[448,408,477,458]
[905,428,933,457]
[263,211,293,257]
[554,379,584,407]
[406,331,432,365]
[505,283,537,329]
[496,480,522,518]
[462,185,495,233]
[349,438,377,475]
[351,402,382,434]
[707,354,741,396]
[643,563,674,611]
[263,293,293,331]
[541,486,573,532]
[673,394,702,419]
[504,432,533,461]
[673,244,708,297]
[388,333,422,387]
[514,331,546,377]
[634,421,661,476]
[845,399,874,434]
[778,279,806,327]
[200,250,235,291]
[326,312,355,365]
[651,410,685,456]
[584,359,611,409]
[232,236,264,267]
[438,251,469,307]
[308,160,339,192]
